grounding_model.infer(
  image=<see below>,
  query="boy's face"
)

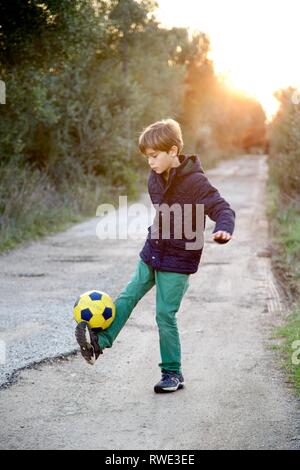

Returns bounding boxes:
[144,146,178,175]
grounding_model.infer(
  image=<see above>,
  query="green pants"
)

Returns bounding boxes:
[97,259,190,373]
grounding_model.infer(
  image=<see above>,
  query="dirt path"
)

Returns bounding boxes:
[0,155,299,450]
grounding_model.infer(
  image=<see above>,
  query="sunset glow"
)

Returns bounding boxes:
[155,0,300,119]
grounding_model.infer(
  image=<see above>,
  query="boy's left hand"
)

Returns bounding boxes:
[212,230,232,244]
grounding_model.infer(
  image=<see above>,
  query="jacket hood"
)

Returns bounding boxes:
[149,154,205,193]
[176,154,204,176]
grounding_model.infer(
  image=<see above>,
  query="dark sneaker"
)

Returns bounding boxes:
[154,370,185,393]
[75,322,102,365]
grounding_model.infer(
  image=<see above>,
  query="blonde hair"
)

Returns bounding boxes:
[138,118,183,155]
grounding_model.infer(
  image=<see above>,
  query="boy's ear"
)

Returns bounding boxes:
[170,145,178,157]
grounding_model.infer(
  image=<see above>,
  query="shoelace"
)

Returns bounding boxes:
[161,372,179,382]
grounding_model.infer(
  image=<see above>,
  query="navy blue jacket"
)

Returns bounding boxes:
[139,154,236,274]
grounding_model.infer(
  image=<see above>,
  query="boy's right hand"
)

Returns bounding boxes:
[212,230,232,244]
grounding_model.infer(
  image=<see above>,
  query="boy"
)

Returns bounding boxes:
[75,118,235,393]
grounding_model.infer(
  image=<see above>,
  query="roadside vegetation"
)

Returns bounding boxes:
[267,87,300,396]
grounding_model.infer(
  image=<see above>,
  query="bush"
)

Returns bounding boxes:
[268,88,300,203]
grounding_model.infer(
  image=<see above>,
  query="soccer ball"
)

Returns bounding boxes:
[73,290,115,330]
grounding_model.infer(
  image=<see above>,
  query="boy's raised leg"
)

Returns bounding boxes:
[97,259,155,350]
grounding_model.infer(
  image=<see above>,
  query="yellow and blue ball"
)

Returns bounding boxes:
[73,290,115,330]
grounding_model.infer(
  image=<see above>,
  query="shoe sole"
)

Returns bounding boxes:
[75,322,96,365]
[154,383,185,393]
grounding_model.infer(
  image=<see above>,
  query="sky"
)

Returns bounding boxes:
[154,0,300,119]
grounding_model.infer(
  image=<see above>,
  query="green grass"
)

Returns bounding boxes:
[0,208,87,253]
[271,307,300,395]
[0,161,147,255]
[266,179,300,397]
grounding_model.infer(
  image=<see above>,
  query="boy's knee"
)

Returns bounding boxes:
[155,312,178,327]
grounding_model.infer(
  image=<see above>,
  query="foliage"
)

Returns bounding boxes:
[0,0,267,251]
[268,87,300,202]
[178,30,266,155]
[267,87,300,397]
